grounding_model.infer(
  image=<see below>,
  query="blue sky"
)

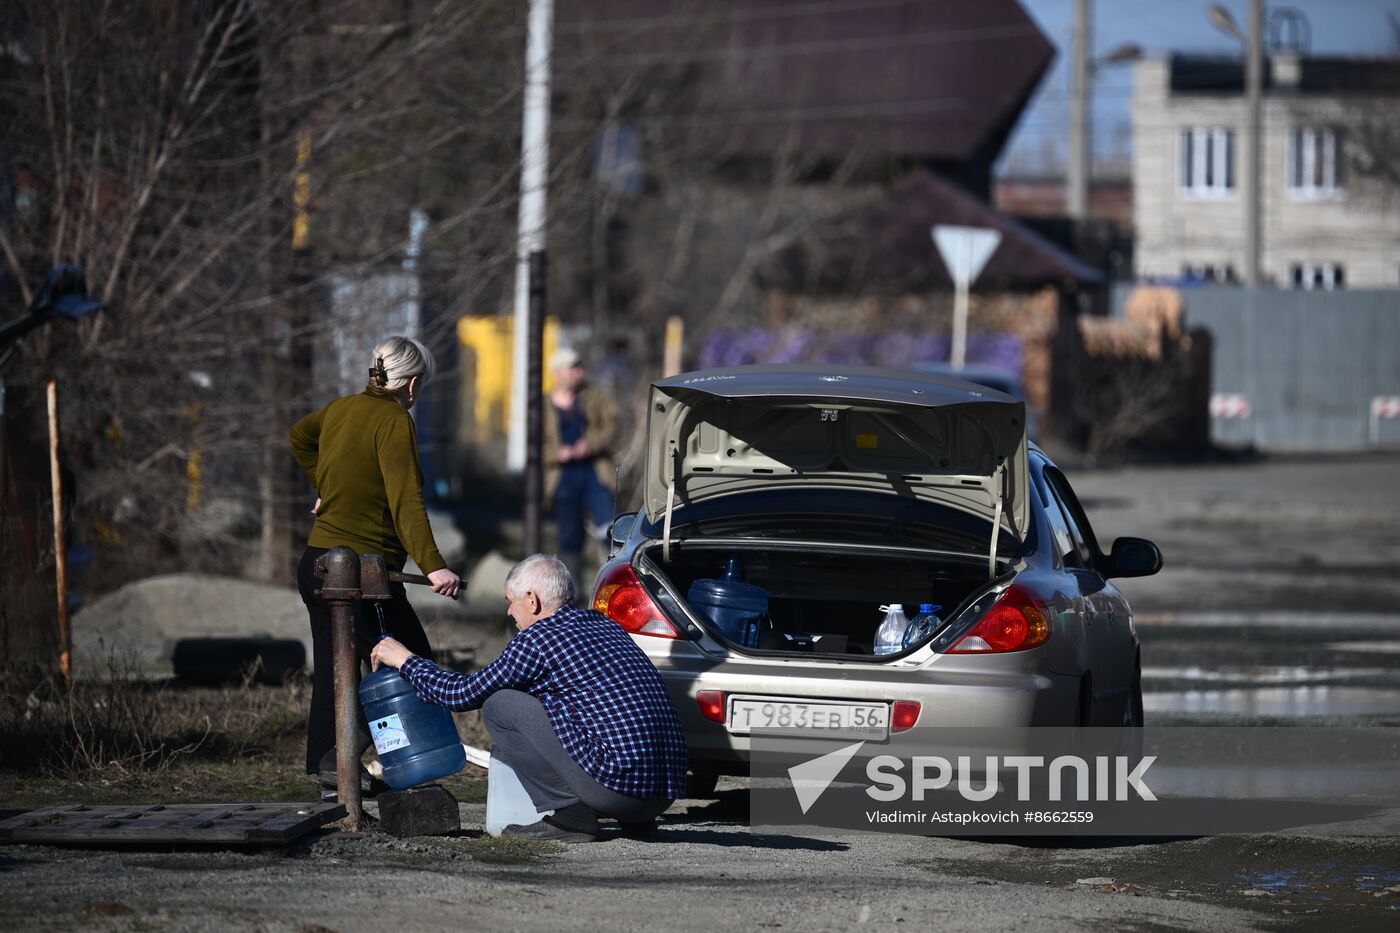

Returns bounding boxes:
[1000,0,1400,175]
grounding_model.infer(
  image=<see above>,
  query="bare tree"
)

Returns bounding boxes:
[0,0,535,620]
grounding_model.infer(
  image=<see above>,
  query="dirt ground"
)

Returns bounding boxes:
[3,792,1399,932]
[2,453,1399,931]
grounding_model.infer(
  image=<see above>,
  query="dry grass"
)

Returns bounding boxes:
[0,656,309,780]
[0,657,489,807]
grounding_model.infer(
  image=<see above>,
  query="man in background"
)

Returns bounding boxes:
[545,347,619,587]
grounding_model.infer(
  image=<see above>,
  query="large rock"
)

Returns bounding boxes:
[376,785,461,837]
[425,509,467,571]
[72,574,308,680]
[401,509,475,628]
[464,551,514,617]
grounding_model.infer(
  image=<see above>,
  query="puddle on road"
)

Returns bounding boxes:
[1150,763,1400,798]
[1235,865,1400,907]
[1327,641,1400,655]
[1138,611,1400,719]
[1136,611,1400,630]
[1144,665,1389,685]
[1145,686,1400,718]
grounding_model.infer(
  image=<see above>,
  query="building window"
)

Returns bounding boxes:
[1289,262,1345,290]
[1288,128,1343,197]
[1181,262,1237,283]
[1180,127,1236,196]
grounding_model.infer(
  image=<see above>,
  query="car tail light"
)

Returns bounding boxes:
[891,700,921,732]
[593,565,681,639]
[697,690,726,723]
[946,585,1051,653]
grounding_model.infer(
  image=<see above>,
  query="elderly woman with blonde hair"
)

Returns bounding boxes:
[290,335,461,798]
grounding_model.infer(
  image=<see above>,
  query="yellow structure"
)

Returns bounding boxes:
[456,316,561,445]
[292,131,311,251]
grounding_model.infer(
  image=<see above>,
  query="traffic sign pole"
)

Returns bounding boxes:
[932,226,1002,371]
[952,237,969,368]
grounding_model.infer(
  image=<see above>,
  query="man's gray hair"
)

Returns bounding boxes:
[505,553,575,610]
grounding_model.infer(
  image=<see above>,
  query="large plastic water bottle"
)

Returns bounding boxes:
[903,603,944,649]
[359,652,467,790]
[687,555,769,648]
[873,604,911,655]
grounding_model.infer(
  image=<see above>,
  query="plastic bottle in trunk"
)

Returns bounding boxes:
[686,555,768,648]
[873,603,911,654]
[903,603,944,649]
[359,647,467,790]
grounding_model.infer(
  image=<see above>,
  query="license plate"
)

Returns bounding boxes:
[726,697,889,740]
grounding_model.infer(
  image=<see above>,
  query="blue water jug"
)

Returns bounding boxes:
[903,603,944,649]
[687,555,768,648]
[359,655,466,790]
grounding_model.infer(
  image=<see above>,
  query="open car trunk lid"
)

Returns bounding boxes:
[645,365,1030,553]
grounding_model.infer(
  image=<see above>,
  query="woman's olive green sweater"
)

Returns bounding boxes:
[289,391,445,574]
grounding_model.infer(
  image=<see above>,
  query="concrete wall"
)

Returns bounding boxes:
[1132,58,1400,288]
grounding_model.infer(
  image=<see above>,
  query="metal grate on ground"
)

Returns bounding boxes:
[0,802,346,846]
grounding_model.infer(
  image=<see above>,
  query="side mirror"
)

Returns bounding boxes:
[1104,537,1163,579]
[608,512,638,550]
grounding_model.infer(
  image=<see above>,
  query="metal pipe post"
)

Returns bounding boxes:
[314,546,363,826]
[46,380,71,685]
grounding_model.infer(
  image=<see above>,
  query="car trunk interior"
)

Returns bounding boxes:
[644,543,992,659]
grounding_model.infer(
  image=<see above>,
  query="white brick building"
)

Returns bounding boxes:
[1132,53,1400,289]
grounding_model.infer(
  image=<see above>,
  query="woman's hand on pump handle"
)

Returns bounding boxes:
[428,568,461,600]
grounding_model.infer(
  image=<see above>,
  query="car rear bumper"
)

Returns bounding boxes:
[645,643,1081,768]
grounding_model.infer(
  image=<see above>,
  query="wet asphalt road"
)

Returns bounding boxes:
[1069,452,1400,729]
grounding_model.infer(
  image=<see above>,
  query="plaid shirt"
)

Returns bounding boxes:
[399,604,688,800]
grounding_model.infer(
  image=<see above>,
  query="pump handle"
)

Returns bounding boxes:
[386,569,464,601]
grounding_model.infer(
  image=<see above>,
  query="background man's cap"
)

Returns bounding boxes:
[550,346,583,370]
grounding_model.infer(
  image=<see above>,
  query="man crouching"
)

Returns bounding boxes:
[370,553,688,842]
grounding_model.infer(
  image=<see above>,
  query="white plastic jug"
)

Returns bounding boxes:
[484,755,552,837]
[873,603,910,655]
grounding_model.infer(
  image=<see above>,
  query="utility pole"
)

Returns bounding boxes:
[1244,0,1264,285]
[509,0,553,475]
[1068,0,1092,220]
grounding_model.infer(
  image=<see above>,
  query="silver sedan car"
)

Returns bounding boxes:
[592,365,1162,794]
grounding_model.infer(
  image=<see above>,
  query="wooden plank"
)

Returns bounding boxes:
[0,802,345,846]
[0,804,89,830]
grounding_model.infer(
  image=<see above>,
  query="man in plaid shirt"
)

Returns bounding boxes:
[371,553,687,842]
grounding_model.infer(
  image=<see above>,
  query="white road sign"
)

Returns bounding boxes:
[932,225,1002,369]
[933,225,1002,288]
